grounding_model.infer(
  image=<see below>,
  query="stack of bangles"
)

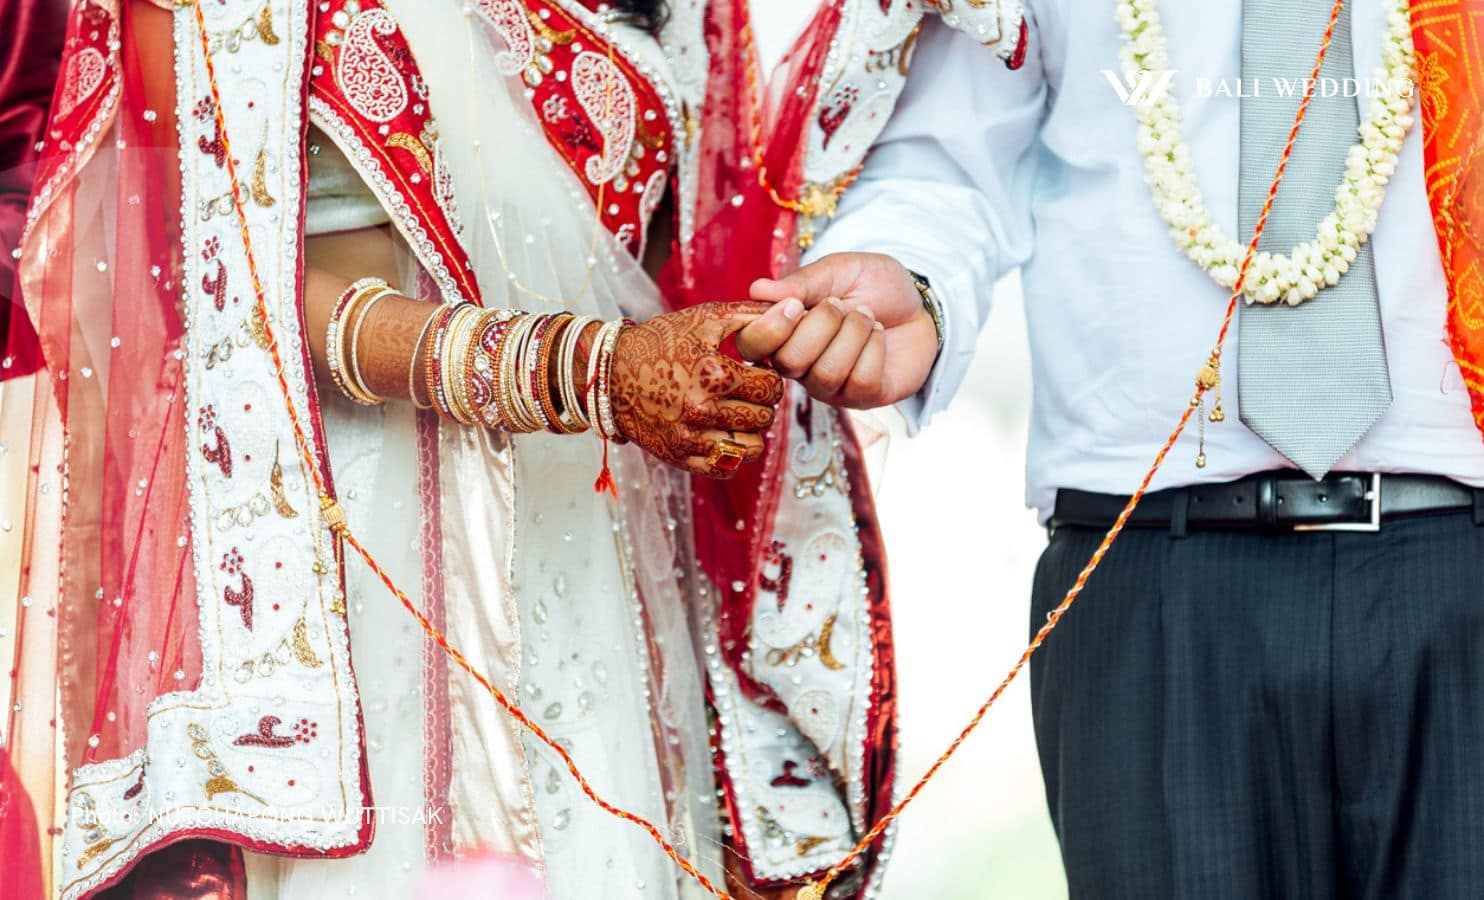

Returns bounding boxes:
[325,277,632,440]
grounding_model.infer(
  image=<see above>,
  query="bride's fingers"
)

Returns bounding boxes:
[699,429,764,459]
[716,355,785,406]
[675,426,761,458]
[683,398,777,432]
[680,429,766,478]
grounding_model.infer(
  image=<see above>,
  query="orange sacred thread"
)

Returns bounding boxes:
[187,3,727,897]
[191,0,1348,894]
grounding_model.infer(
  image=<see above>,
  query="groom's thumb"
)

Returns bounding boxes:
[750,254,857,307]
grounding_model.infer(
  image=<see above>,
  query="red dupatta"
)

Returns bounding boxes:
[660,0,900,890]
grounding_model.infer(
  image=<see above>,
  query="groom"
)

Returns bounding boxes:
[739,2,1484,898]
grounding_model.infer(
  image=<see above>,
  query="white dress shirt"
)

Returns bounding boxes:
[808,1,1484,519]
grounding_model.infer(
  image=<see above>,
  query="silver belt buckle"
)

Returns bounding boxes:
[1292,473,1382,533]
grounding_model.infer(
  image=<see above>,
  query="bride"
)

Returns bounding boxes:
[0,0,1024,897]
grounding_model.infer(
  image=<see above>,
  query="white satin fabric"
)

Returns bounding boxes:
[245,3,725,898]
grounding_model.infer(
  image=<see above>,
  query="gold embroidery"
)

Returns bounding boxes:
[315,39,336,64]
[207,2,284,55]
[635,119,666,151]
[231,622,323,683]
[292,618,324,668]
[764,613,847,670]
[72,790,125,870]
[187,723,267,805]
[77,837,122,870]
[250,304,273,349]
[816,613,846,672]
[269,442,299,518]
[250,143,276,207]
[794,440,847,499]
[386,131,433,174]
[257,4,280,46]
[526,9,576,44]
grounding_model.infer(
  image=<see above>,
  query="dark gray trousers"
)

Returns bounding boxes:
[1030,510,1484,900]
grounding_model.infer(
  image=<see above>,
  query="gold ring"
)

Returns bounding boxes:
[705,439,748,474]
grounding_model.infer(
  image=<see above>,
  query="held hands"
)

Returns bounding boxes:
[736,252,939,409]
[610,302,785,478]
[606,250,937,480]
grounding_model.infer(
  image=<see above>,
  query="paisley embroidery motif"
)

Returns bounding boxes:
[570,51,637,185]
[432,136,462,236]
[817,86,857,150]
[198,405,233,478]
[638,169,667,226]
[58,47,106,116]
[335,7,409,122]
[233,715,295,748]
[310,0,479,301]
[476,0,537,76]
[220,547,254,630]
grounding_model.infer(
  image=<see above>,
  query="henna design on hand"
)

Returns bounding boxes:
[610,302,783,477]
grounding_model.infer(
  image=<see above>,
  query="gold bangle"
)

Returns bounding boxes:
[587,319,627,441]
[469,314,511,429]
[326,277,389,405]
[441,305,483,425]
[501,314,541,432]
[408,306,442,410]
[557,316,596,433]
[347,287,396,406]
[426,303,466,421]
[534,314,573,434]
[452,306,488,426]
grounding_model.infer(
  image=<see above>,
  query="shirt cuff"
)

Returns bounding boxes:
[887,252,978,436]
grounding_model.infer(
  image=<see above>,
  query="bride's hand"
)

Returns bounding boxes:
[610,302,785,478]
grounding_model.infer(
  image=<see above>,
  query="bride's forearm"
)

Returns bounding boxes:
[300,229,783,478]
[305,266,598,410]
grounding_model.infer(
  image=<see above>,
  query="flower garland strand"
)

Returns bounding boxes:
[1116,0,1416,305]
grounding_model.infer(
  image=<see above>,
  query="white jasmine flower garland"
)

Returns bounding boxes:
[1115,0,1417,305]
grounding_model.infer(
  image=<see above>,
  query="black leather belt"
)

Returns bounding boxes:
[1051,471,1484,535]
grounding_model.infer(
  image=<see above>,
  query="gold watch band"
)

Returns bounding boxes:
[908,269,944,352]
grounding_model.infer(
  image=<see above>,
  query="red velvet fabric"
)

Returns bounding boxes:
[95,840,247,900]
[0,0,64,379]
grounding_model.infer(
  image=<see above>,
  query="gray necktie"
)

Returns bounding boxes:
[1238,0,1392,477]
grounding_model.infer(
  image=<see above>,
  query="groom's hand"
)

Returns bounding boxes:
[735,252,939,410]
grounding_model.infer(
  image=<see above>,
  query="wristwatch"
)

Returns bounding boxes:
[908,269,945,352]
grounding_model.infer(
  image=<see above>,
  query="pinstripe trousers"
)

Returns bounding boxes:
[1029,510,1484,900]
